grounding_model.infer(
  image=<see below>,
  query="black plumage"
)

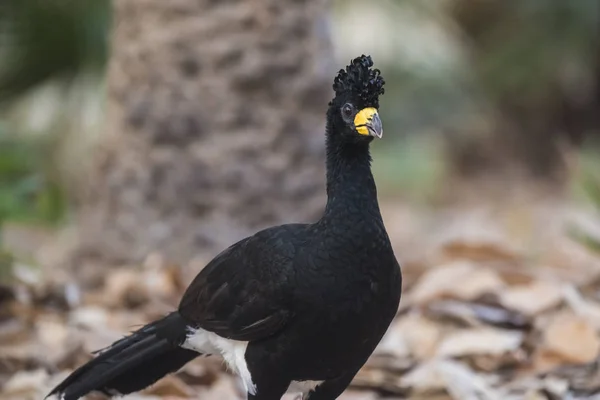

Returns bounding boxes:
[47,54,402,400]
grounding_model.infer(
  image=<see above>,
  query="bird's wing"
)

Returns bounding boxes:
[178,228,298,341]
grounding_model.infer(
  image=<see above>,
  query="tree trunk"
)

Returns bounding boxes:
[72,0,333,271]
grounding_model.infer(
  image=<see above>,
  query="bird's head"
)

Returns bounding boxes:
[327,55,385,144]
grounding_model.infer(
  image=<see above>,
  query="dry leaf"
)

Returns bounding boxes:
[337,391,378,400]
[197,376,243,400]
[548,360,600,394]
[2,369,49,400]
[0,318,28,343]
[401,360,447,393]
[403,360,502,400]
[375,320,410,359]
[532,348,571,373]
[69,305,109,329]
[563,285,600,329]
[142,269,178,299]
[409,261,505,304]
[395,314,443,360]
[104,269,149,308]
[438,360,502,400]
[542,313,600,364]
[499,281,563,316]
[5,201,600,400]
[540,376,569,398]
[119,395,160,400]
[427,300,530,329]
[524,390,549,400]
[142,375,192,397]
[437,328,523,357]
[442,240,520,263]
[177,358,220,387]
[35,316,71,364]
[471,353,523,373]
[351,367,407,396]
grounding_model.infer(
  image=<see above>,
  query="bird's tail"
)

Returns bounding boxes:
[47,312,199,400]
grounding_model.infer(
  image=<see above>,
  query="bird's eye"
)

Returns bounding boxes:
[341,103,354,119]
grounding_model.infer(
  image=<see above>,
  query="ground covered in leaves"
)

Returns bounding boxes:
[2,198,600,400]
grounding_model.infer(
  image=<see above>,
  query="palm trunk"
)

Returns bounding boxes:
[73,0,333,271]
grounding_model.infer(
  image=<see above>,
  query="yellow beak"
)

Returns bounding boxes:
[354,107,383,138]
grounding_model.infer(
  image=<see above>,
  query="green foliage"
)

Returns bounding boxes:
[0,247,14,284]
[569,149,600,255]
[463,0,599,104]
[372,135,444,202]
[0,0,106,226]
[0,0,110,102]
[0,128,67,226]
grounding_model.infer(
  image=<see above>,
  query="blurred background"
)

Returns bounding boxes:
[1,0,600,399]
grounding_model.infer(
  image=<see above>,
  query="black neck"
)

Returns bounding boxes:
[322,126,380,218]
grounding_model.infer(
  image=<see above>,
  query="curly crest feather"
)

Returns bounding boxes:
[332,55,385,107]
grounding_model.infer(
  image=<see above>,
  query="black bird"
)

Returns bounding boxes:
[47,55,402,400]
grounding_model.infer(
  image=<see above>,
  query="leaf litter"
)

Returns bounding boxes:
[1,201,600,399]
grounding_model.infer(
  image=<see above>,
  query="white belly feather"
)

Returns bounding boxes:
[182,328,256,395]
[182,328,324,397]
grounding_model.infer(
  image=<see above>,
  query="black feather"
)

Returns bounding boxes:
[332,55,385,107]
[47,313,198,400]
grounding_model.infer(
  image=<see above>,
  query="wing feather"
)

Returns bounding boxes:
[178,227,300,341]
